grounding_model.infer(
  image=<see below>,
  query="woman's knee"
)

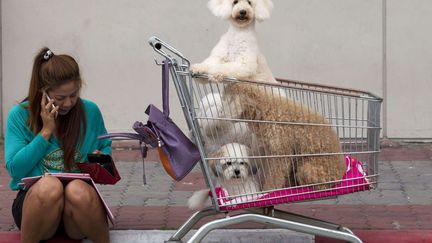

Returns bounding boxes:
[26,176,64,205]
[64,179,98,206]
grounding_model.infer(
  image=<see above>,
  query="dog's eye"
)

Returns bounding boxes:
[233,0,238,5]
[227,161,232,166]
[248,0,252,5]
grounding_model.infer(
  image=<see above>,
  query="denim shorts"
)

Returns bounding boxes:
[11,189,27,229]
[11,189,65,234]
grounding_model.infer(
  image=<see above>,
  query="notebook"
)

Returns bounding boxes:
[20,173,114,224]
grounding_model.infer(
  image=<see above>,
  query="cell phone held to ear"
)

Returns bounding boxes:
[43,91,58,118]
[76,154,121,185]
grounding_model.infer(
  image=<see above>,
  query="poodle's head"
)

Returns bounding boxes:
[208,0,273,27]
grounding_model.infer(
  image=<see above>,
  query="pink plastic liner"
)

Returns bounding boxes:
[212,156,371,211]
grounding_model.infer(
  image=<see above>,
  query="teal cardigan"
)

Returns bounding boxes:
[4,99,112,190]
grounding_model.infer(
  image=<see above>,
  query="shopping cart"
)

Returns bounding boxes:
[148,36,382,243]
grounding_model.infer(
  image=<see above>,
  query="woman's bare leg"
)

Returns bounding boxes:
[63,179,109,243]
[20,176,64,243]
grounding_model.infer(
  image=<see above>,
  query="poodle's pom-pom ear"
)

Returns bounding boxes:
[255,0,274,21]
[208,0,232,19]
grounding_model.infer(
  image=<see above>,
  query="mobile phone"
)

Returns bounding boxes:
[87,153,114,176]
[43,91,58,118]
[87,153,112,164]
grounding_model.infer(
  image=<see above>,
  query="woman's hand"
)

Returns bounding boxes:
[40,92,59,140]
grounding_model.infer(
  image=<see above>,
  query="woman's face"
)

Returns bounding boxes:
[47,81,80,116]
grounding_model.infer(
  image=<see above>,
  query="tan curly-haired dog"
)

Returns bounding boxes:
[222,82,346,191]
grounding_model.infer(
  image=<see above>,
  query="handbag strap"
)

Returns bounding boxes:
[97,133,149,185]
[162,59,170,117]
[97,133,144,141]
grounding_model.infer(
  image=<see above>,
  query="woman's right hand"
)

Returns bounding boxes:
[40,92,59,140]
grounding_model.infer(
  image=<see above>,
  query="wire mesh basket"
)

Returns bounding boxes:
[192,77,381,211]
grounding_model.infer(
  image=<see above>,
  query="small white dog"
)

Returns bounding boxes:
[188,143,260,210]
[192,0,277,84]
[197,93,255,153]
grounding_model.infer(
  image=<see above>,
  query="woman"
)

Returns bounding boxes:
[5,48,111,243]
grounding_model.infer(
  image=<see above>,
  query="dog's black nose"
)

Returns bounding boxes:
[240,10,247,17]
[234,169,241,175]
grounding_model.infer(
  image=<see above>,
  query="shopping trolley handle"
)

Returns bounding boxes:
[148,36,190,67]
[148,36,163,50]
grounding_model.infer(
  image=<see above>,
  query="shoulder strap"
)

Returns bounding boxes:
[97,133,149,185]
[97,133,143,140]
[162,59,170,116]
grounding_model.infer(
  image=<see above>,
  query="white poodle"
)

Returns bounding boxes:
[192,0,277,84]
[197,92,256,153]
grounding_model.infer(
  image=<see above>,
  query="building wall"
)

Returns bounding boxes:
[1,0,431,139]
[386,0,432,139]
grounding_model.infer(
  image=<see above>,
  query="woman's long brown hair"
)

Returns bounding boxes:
[26,47,86,171]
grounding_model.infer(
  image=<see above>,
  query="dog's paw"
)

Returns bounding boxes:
[187,189,210,210]
[191,63,209,75]
[208,73,226,82]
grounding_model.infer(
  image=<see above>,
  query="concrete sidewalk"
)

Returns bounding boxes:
[1,140,432,242]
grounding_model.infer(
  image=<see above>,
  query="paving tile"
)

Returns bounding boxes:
[145,198,170,206]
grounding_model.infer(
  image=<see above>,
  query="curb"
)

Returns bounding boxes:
[2,229,432,243]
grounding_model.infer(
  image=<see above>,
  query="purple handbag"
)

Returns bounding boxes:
[98,60,201,182]
[146,60,201,181]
